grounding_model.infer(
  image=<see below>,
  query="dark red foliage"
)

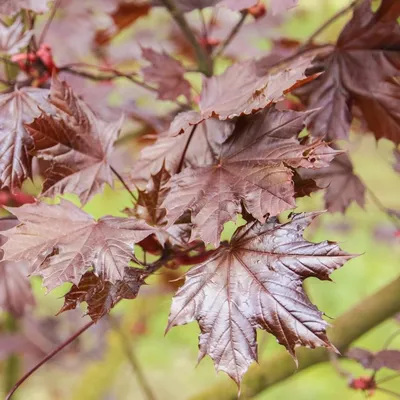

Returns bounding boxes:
[0,0,397,392]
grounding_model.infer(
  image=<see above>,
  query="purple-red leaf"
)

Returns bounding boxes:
[0,87,53,190]
[347,348,400,371]
[168,212,354,385]
[169,54,319,134]
[1,200,155,291]
[0,217,34,316]
[141,47,192,101]
[58,268,146,322]
[163,107,339,245]
[299,153,365,213]
[299,0,400,143]
[25,75,122,205]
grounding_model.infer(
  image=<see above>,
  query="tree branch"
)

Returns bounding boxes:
[4,314,20,397]
[5,321,94,400]
[159,0,212,76]
[299,0,358,51]
[214,11,248,58]
[190,275,400,400]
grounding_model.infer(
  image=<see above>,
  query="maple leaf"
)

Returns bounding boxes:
[0,87,54,190]
[347,348,400,372]
[0,16,33,55]
[1,200,155,291]
[269,0,298,15]
[128,165,194,246]
[95,2,151,45]
[133,165,171,226]
[25,75,122,205]
[129,118,235,183]
[299,153,365,213]
[141,47,192,102]
[168,54,319,133]
[168,212,354,385]
[163,107,339,245]
[299,0,400,143]
[0,0,50,15]
[57,268,146,322]
[0,217,35,316]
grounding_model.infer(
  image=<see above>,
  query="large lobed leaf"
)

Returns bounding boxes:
[163,107,339,245]
[298,0,400,144]
[168,212,355,385]
[58,268,146,322]
[169,53,320,134]
[0,217,34,316]
[0,87,53,190]
[1,200,154,291]
[25,75,122,204]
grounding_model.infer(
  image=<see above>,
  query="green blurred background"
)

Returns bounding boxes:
[1,0,400,399]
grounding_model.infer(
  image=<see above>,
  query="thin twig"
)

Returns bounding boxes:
[214,11,248,58]
[376,387,400,399]
[377,373,400,385]
[109,316,157,400]
[177,124,198,173]
[59,65,189,109]
[4,314,20,396]
[5,321,94,400]
[38,0,62,45]
[299,0,358,51]
[160,0,212,76]
[366,186,400,230]
[111,166,137,202]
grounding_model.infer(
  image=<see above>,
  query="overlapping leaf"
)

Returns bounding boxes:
[1,200,155,291]
[0,87,53,190]
[168,212,354,385]
[129,118,235,182]
[25,75,122,204]
[0,217,34,316]
[58,268,146,322]
[169,54,319,134]
[0,0,50,15]
[270,0,298,15]
[299,152,365,213]
[163,107,339,245]
[299,0,400,143]
[141,47,191,101]
[347,348,400,371]
[0,16,33,55]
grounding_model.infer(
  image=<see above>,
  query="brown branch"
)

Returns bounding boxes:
[177,124,198,173]
[4,314,20,397]
[299,1,358,51]
[38,0,63,45]
[111,166,138,202]
[59,65,189,109]
[109,316,157,400]
[214,11,248,58]
[189,275,400,400]
[159,0,213,76]
[5,320,95,400]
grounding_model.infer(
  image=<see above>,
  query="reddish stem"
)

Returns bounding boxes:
[5,321,94,400]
